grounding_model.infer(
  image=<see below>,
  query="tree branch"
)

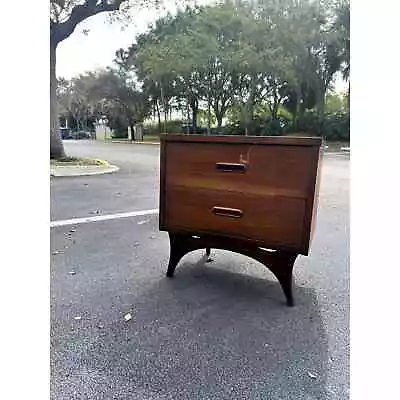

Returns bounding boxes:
[51,0,128,46]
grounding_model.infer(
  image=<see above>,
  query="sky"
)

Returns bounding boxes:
[56,1,347,93]
[56,9,160,78]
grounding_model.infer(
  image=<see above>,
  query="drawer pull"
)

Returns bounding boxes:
[212,207,243,219]
[215,162,247,173]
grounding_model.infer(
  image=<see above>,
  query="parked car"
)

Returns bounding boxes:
[72,130,92,139]
[181,125,208,134]
[59,127,73,140]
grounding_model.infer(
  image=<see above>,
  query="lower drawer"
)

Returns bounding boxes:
[164,187,307,252]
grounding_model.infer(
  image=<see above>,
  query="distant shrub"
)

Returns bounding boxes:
[142,111,349,141]
[144,120,184,135]
[111,130,128,139]
[222,115,291,136]
[291,111,349,141]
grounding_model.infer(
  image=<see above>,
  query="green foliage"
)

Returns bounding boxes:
[57,0,350,141]
[57,72,101,131]
[223,115,291,136]
[325,92,347,114]
[292,111,349,141]
[144,120,184,135]
[110,121,129,138]
[333,0,350,81]
[323,112,350,141]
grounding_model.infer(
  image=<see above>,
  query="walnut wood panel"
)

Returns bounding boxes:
[165,142,316,198]
[308,147,323,245]
[165,187,307,252]
[161,133,321,146]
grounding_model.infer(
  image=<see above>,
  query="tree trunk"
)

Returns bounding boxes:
[207,97,211,135]
[191,99,198,130]
[207,71,212,135]
[160,85,167,132]
[216,115,223,131]
[213,102,224,133]
[291,99,299,131]
[347,80,350,113]
[245,76,256,134]
[292,87,301,131]
[186,102,191,134]
[50,43,65,159]
[316,89,325,137]
[272,99,279,121]
[155,101,162,134]
[129,121,135,142]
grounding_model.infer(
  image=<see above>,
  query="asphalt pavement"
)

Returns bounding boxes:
[51,140,349,400]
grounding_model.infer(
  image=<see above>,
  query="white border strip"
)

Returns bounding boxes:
[50,208,159,228]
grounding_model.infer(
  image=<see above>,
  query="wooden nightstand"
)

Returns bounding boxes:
[159,134,322,306]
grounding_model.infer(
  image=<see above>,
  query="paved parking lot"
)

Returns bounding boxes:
[51,140,349,400]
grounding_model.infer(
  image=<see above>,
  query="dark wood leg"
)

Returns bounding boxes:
[166,233,192,277]
[261,251,297,307]
[165,232,298,306]
[205,247,212,262]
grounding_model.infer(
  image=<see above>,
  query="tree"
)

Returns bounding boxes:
[57,72,106,131]
[333,0,350,81]
[66,0,348,139]
[132,1,263,132]
[90,68,151,135]
[281,81,317,127]
[333,0,350,110]
[129,7,205,131]
[264,0,342,131]
[50,0,162,158]
[325,90,346,113]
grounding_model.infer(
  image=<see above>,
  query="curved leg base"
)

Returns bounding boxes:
[166,232,298,306]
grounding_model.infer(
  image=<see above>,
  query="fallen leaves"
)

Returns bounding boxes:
[307,371,318,379]
[124,313,133,322]
[89,209,102,215]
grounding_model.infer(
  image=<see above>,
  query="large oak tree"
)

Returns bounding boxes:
[50,0,157,158]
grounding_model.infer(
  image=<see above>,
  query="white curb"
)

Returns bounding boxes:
[50,165,119,177]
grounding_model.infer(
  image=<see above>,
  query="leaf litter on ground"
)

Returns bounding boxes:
[124,313,133,321]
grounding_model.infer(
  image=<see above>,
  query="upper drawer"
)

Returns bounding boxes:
[165,142,317,199]
[165,186,307,251]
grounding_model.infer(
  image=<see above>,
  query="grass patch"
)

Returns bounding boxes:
[142,136,160,142]
[50,157,108,166]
